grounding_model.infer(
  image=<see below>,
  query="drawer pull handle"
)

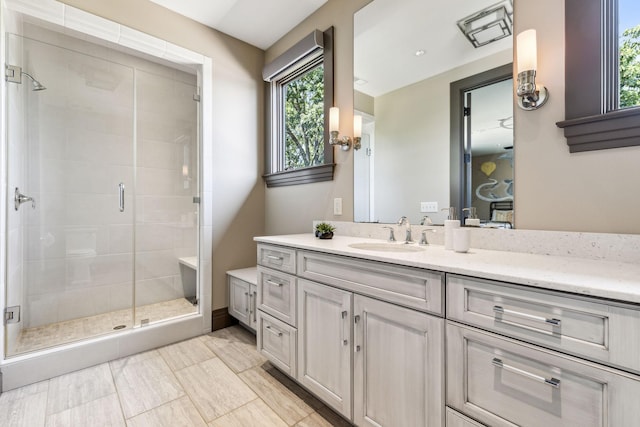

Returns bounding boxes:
[492,358,561,389]
[265,325,283,337]
[493,305,562,326]
[267,255,283,262]
[341,310,349,346]
[266,279,283,287]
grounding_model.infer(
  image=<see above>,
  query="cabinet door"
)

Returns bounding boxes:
[353,295,444,427]
[298,279,353,420]
[229,276,250,325]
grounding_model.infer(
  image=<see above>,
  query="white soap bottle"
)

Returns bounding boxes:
[442,207,460,250]
[463,207,481,227]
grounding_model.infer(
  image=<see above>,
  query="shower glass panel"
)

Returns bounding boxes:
[134,70,199,325]
[5,34,135,356]
[5,24,200,356]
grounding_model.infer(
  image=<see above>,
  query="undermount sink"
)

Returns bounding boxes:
[348,242,426,253]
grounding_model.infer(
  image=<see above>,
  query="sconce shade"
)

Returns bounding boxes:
[329,107,339,132]
[353,115,362,138]
[517,29,537,73]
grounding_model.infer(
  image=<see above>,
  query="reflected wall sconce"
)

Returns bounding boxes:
[516,29,548,110]
[329,107,362,150]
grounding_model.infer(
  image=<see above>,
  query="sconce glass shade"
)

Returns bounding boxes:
[517,29,537,73]
[516,29,548,110]
[329,107,339,132]
[353,115,362,138]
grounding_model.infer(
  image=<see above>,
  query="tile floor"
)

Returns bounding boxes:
[0,325,352,427]
[12,298,197,355]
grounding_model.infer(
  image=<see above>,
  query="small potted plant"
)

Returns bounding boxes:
[314,222,335,240]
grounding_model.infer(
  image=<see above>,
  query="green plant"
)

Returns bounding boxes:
[315,222,335,234]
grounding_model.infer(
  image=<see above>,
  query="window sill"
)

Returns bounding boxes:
[556,107,640,153]
[264,163,335,188]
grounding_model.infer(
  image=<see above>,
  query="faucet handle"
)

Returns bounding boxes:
[382,226,396,242]
[418,228,435,246]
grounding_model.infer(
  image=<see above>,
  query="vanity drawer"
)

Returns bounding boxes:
[447,322,640,427]
[257,244,296,274]
[257,266,296,326]
[297,250,444,315]
[257,311,297,377]
[447,274,640,373]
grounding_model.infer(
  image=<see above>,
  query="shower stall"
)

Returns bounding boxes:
[1,1,212,390]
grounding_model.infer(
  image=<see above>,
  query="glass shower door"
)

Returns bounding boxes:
[5,34,135,356]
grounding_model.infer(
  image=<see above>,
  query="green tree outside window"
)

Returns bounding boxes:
[620,24,640,108]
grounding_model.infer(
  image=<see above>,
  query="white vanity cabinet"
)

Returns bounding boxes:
[257,243,445,426]
[227,267,258,331]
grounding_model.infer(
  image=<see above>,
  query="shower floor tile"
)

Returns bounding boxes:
[12,298,197,355]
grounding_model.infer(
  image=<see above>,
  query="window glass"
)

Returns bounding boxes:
[283,64,325,170]
[619,0,640,108]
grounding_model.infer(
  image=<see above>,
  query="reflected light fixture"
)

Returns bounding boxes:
[329,107,362,151]
[516,29,548,110]
[457,0,513,48]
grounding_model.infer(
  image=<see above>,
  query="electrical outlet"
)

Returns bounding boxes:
[334,197,343,215]
[420,201,438,213]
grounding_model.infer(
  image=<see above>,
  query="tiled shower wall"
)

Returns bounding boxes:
[13,24,198,329]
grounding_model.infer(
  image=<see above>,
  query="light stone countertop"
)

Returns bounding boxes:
[254,234,640,305]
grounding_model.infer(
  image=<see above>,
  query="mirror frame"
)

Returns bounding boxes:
[556,0,640,152]
[450,63,514,223]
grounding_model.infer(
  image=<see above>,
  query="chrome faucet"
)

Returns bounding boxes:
[397,216,413,243]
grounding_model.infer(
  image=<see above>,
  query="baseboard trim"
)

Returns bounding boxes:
[212,308,237,331]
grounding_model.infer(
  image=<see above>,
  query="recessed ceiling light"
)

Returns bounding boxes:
[415,49,426,56]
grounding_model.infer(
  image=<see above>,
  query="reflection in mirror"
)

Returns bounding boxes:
[619,0,640,109]
[353,0,513,225]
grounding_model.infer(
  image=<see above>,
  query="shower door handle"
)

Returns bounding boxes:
[118,183,125,212]
[14,188,36,211]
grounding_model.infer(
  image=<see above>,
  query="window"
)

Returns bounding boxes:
[557,0,640,152]
[263,28,335,187]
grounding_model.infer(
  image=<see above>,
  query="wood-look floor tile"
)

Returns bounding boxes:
[295,410,353,427]
[46,363,116,415]
[175,357,256,422]
[208,399,287,427]
[0,381,48,427]
[45,393,124,427]
[239,366,314,425]
[201,326,265,373]
[110,350,185,419]
[158,337,216,371]
[126,396,207,427]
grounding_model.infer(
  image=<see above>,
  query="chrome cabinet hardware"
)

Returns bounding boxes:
[118,183,125,212]
[265,325,283,337]
[492,357,561,388]
[14,188,35,211]
[267,255,283,261]
[266,279,283,287]
[493,305,561,326]
[341,310,349,345]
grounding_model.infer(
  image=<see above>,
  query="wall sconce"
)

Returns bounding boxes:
[516,29,548,110]
[329,107,362,151]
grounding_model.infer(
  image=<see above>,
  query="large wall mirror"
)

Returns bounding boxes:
[353,0,515,226]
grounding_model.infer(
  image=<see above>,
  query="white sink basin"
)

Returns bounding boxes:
[348,242,426,253]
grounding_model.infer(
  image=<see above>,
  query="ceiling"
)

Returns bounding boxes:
[148,0,327,50]
[354,0,512,98]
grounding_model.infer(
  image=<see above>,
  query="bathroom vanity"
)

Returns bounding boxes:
[254,233,640,426]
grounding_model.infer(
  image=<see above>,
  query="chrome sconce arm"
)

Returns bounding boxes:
[329,131,353,151]
[329,107,362,150]
[517,70,548,110]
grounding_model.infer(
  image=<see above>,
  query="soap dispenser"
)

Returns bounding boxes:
[442,207,460,250]
[463,207,481,227]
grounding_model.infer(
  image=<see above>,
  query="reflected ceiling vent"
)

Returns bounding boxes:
[456,0,513,48]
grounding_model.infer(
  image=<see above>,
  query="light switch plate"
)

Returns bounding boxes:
[334,198,343,215]
[420,201,438,213]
